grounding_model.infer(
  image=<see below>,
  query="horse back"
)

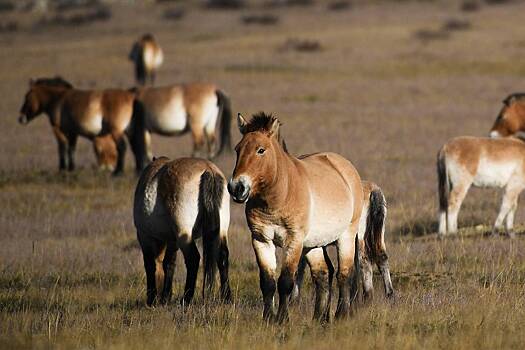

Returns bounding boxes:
[442,136,525,188]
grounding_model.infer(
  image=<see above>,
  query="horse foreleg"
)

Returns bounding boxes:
[306,247,333,323]
[53,128,68,171]
[276,238,303,323]
[112,135,127,176]
[66,134,78,171]
[217,235,232,302]
[494,185,522,238]
[180,240,200,306]
[252,238,277,322]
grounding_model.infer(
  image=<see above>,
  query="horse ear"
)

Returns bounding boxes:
[268,118,280,138]
[237,113,248,134]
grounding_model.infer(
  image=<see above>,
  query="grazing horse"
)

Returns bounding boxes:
[489,93,525,138]
[93,134,117,172]
[129,33,164,86]
[134,157,232,307]
[228,112,364,322]
[437,136,525,238]
[18,77,146,175]
[293,181,394,304]
[132,84,232,160]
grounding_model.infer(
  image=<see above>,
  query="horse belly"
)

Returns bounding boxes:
[473,158,516,188]
[303,193,353,248]
[148,99,187,134]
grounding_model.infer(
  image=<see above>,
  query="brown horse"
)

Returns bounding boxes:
[18,77,146,175]
[489,93,525,139]
[131,83,232,160]
[228,112,365,322]
[129,33,164,86]
[134,157,232,306]
[293,181,394,304]
[437,136,525,238]
[93,134,118,172]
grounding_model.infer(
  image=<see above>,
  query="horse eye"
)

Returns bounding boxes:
[257,148,265,155]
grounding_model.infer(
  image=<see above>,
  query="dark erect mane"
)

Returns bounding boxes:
[503,93,525,106]
[246,112,288,153]
[33,76,73,89]
[245,112,280,133]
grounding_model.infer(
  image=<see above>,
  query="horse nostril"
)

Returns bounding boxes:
[227,179,235,195]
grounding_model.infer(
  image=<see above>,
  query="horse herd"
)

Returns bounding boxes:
[15,33,525,322]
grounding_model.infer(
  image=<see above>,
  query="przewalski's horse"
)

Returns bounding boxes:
[489,93,525,138]
[293,181,394,305]
[93,134,118,172]
[228,112,364,322]
[134,157,232,307]
[132,83,232,159]
[437,136,525,238]
[18,77,146,175]
[129,33,164,86]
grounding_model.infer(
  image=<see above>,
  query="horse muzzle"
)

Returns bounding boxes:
[18,115,28,125]
[489,130,500,138]
[228,177,251,204]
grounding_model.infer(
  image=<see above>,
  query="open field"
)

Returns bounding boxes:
[1,0,525,349]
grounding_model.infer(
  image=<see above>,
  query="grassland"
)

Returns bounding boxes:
[1,1,525,349]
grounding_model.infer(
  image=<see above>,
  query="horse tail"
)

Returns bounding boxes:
[351,233,361,304]
[365,187,387,262]
[215,90,232,157]
[199,170,224,298]
[129,97,148,174]
[437,148,449,234]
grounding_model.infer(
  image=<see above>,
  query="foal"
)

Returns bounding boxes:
[437,136,525,238]
[228,112,364,322]
[134,157,232,306]
[129,34,164,86]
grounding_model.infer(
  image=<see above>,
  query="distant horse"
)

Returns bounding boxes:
[132,84,232,159]
[129,34,164,86]
[134,157,232,307]
[93,134,117,172]
[228,112,365,322]
[18,77,146,175]
[489,93,525,138]
[437,136,525,238]
[293,181,394,304]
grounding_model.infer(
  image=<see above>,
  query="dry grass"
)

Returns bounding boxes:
[1,1,525,349]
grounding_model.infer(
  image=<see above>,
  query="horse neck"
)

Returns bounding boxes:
[38,87,68,116]
[259,143,299,208]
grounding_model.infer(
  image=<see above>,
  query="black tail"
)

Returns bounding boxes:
[351,233,361,303]
[365,188,387,261]
[128,98,148,174]
[198,170,224,297]
[215,90,232,157]
[437,149,449,231]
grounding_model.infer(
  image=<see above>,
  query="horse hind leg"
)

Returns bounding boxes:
[216,235,232,302]
[359,240,374,302]
[138,233,161,307]
[66,134,78,171]
[160,240,177,305]
[179,239,200,306]
[447,182,470,234]
[306,247,334,323]
[112,134,127,176]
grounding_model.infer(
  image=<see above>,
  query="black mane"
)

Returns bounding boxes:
[32,76,73,89]
[246,112,288,153]
[503,93,525,106]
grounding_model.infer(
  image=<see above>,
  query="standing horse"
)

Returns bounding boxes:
[132,84,232,160]
[489,93,525,138]
[129,34,164,86]
[134,157,232,306]
[228,112,364,322]
[437,136,525,238]
[293,181,394,304]
[18,77,146,175]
